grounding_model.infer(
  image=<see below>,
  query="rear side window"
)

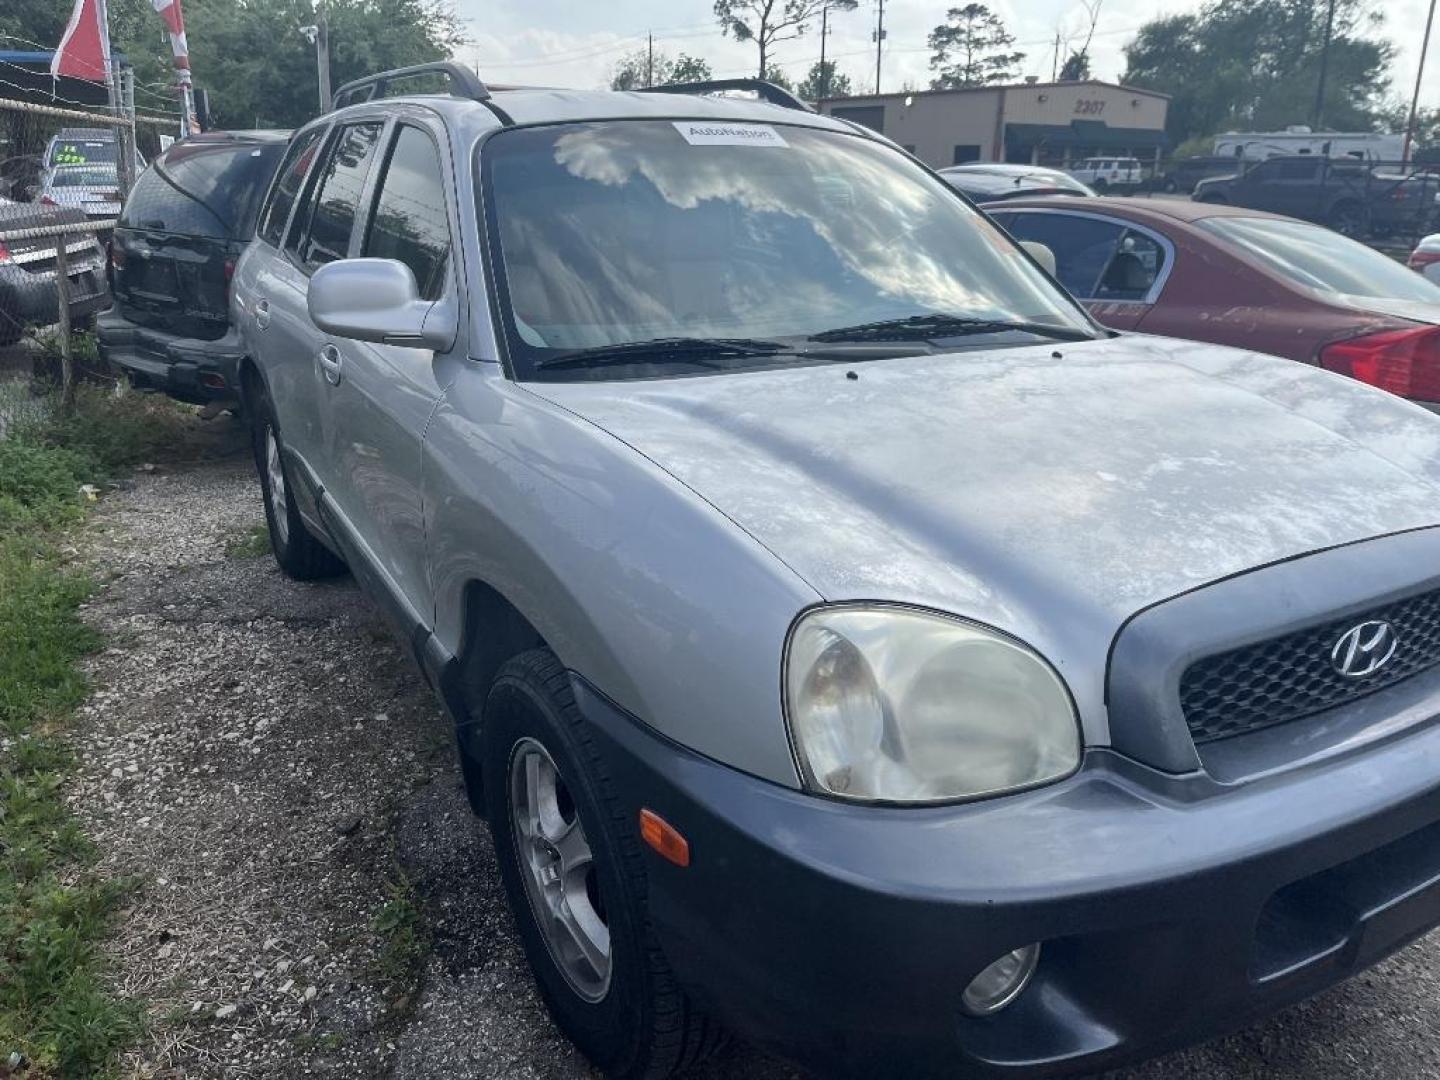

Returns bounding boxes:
[362,125,451,300]
[295,122,384,269]
[1001,213,1126,298]
[259,127,325,247]
[122,144,283,239]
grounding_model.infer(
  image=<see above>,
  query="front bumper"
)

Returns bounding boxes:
[97,309,245,405]
[572,676,1440,1078]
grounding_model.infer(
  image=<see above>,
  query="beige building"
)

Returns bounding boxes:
[817,80,1170,171]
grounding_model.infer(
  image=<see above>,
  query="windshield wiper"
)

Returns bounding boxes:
[809,313,1095,344]
[533,336,791,371]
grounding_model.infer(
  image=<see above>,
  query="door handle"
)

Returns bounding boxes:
[254,298,271,330]
[318,343,343,386]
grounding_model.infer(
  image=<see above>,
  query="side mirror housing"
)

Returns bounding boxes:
[1020,240,1057,277]
[307,258,455,351]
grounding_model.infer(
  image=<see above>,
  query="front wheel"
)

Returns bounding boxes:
[482,649,723,1078]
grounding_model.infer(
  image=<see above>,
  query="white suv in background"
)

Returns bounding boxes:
[1069,156,1144,191]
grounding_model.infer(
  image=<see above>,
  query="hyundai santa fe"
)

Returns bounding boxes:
[233,64,1440,1079]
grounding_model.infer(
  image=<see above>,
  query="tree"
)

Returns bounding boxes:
[7,0,464,129]
[1058,49,1090,81]
[1122,0,1394,146]
[714,0,858,81]
[796,60,851,101]
[928,4,1025,89]
[610,49,713,90]
[670,53,714,83]
[763,65,795,92]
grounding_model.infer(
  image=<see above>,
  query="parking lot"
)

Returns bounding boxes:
[53,411,1440,1079]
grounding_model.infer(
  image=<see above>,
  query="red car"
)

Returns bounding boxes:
[985,196,1440,405]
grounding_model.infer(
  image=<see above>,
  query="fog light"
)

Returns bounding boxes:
[961,944,1040,1016]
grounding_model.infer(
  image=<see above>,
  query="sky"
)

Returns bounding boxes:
[458,0,1437,120]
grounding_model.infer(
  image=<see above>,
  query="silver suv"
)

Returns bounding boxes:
[234,63,1440,1079]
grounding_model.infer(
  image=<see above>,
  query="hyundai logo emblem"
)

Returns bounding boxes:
[1331,620,1398,678]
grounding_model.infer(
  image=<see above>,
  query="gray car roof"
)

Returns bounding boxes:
[323,87,861,139]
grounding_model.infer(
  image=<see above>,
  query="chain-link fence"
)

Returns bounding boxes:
[0,95,179,429]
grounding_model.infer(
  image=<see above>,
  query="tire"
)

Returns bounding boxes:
[1093,178,1109,193]
[1162,177,1178,194]
[249,385,345,580]
[1329,201,1365,238]
[482,649,723,1079]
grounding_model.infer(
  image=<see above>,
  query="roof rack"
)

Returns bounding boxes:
[331,61,491,111]
[641,78,813,113]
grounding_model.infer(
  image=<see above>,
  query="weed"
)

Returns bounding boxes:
[225,523,271,560]
[371,871,431,990]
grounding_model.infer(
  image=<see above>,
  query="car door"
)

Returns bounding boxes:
[245,124,329,473]
[1260,158,1321,218]
[993,209,1170,331]
[317,117,458,626]
[261,120,386,494]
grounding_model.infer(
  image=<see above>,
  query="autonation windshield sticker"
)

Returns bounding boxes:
[672,122,788,147]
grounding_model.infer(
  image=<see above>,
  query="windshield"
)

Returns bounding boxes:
[482,120,1093,380]
[1201,216,1440,304]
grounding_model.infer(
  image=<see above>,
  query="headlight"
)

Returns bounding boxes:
[783,606,1080,803]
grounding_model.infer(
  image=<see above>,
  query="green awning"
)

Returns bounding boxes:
[1004,121,1167,149]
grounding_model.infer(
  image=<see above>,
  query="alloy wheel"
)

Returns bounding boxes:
[265,426,289,546]
[508,737,611,1002]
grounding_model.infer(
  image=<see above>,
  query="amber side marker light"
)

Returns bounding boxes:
[639,808,690,867]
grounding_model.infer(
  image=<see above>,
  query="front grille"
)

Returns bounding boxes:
[1180,587,1440,743]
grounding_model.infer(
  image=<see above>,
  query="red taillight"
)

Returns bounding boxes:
[1320,325,1440,401]
[1408,249,1440,272]
[39,194,57,206]
[109,241,123,270]
[0,240,9,265]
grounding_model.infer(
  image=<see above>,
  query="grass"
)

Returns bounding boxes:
[371,869,431,991]
[0,378,191,1075]
[224,524,271,560]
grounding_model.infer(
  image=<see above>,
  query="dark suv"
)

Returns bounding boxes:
[98,130,288,407]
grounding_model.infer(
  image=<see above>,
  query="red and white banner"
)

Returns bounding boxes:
[152,0,191,77]
[49,0,108,82]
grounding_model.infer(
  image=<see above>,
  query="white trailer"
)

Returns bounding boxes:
[1212,128,1404,162]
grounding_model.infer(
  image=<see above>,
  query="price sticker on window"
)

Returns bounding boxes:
[672,122,788,148]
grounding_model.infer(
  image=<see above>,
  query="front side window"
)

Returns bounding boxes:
[363,125,451,300]
[998,212,1126,298]
[1202,216,1440,303]
[294,121,383,269]
[482,120,1093,381]
[259,127,324,248]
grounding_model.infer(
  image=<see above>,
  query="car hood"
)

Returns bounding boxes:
[529,335,1440,739]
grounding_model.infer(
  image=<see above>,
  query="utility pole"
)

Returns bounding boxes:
[872,0,886,94]
[1052,32,1061,81]
[819,4,830,100]
[1312,0,1336,128]
[647,32,654,86]
[1405,0,1439,163]
[317,8,331,112]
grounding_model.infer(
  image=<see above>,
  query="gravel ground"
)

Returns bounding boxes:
[64,420,1440,1079]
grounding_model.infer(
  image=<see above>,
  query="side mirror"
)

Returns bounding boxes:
[307,258,455,351]
[1020,240,1057,277]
